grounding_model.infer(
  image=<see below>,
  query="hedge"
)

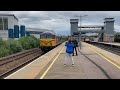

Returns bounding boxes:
[0,46,10,58]
[0,36,39,58]
[18,36,39,50]
[6,39,23,54]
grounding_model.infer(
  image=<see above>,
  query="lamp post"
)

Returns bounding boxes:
[74,15,88,49]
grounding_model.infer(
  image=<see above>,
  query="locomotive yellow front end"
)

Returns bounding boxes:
[40,38,56,47]
[39,31,56,52]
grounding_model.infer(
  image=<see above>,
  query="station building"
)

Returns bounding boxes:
[0,14,53,39]
[0,14,18,39]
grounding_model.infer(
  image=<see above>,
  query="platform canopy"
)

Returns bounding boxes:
[26,27,54,34]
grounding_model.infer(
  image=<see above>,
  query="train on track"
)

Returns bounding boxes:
[39,31,64,52]
[83,38,90,43]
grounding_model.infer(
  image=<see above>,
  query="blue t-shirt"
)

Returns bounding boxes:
[65,42,74,53]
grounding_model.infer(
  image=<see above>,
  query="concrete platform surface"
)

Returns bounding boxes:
[5,43,64,79]
[39,42,120,79]
[5,42,120,79]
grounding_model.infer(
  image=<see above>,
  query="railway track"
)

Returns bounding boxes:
[78,48,111,79]
[0,48,44,79]
[87,42,120,56]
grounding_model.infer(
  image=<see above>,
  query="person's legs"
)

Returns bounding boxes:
[70,53,74,66]
[72,47,74,56]
[75,47,78,56]
[65,53,69,66]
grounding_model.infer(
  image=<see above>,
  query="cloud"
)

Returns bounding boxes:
[0,11,120,35]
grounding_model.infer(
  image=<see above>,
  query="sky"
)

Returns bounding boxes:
[0,11,120,36]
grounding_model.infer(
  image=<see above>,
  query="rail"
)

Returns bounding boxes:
[0,48,44,79]
[87,41,120,56]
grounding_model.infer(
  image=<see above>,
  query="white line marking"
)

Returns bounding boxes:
[88,45,120,70]
[4,57,41,79]
[40,47,64,79]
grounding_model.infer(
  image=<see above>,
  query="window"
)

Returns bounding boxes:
[3,18,8,30]
[4,25,8,30]
[40,34,46,39]
[0,25,3,30]
[46,33,53,38]
[3,18,8,24]
[0,18,3,30]
[0,18,2,24]
[40,33,55,39]
[53,35,55,39]
[0,17,8,30]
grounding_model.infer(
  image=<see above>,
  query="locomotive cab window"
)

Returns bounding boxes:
[46,33,54,38]
[53,35,55,39]
[40,34,46,39]
[40,32,55,39]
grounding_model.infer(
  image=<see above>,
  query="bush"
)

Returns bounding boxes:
[0,46,10,58]
[0,38,10,58]
[19,36,32,50]
[6,39,23,54]
[0,38,5,47]
[28,36,36,48]
[18,36,39,50]
[29,36,39,48]
[0,36,39,58]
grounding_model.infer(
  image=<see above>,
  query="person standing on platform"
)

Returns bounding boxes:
[64,37,74,67]
[72,37,78,56]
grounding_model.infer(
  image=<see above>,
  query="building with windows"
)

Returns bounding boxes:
[0,14,18,39]
[0,14,53,39]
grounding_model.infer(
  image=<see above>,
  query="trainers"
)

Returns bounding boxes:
[64,64,67,67]
[72,64,74,67]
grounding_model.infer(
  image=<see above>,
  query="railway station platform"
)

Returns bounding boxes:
[92,41,120,47]
[103,42,120,46]
[5,42,120,79]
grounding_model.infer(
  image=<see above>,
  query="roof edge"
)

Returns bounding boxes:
[0,14,19,21]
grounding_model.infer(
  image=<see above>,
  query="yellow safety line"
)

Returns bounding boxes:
[87,45,120,70]
[40,46,64,79]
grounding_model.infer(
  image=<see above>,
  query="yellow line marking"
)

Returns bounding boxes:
[87,44,120,70]
[40,46,64,79]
